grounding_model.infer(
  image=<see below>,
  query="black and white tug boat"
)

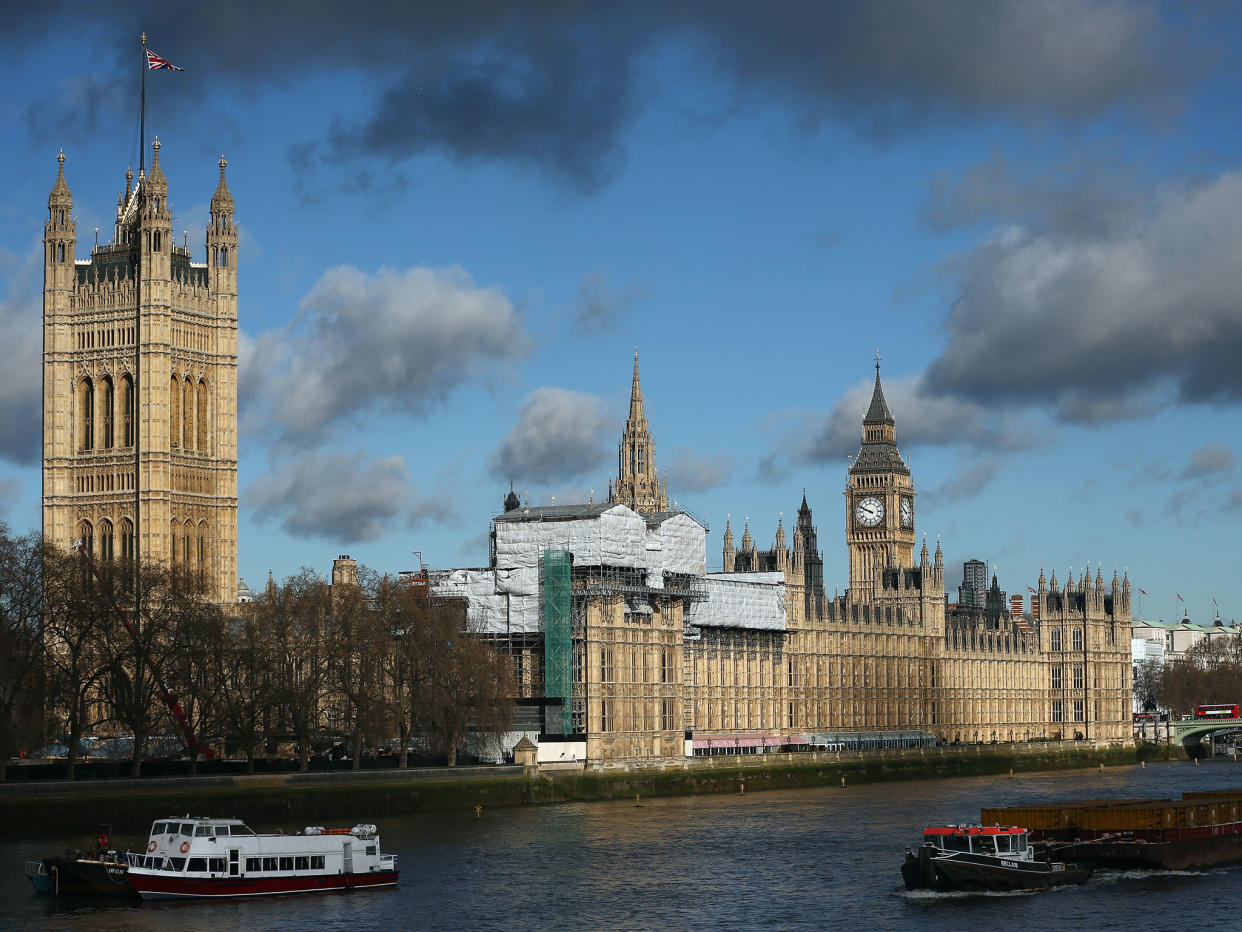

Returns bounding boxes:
[901,823,1093,892]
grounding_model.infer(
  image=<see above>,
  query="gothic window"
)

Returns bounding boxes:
[99,520,114,562]
[77,520,93,555]
[102,377,114,448]
[1073,699,1085,722]
[170,376,180,449]
[197,379,208,452]
[184,522,192,571]
[1073,664,1084,690]
[1050,628,1062,652]
[153,230,161,252]
[78,378,94,450]
[57,243,65,262]
[1072,627,1083,651]
[1052,700,1063,722]
[1051,665,1062,690]
[120,518,134,561]
[220,246,229,268]
[122,375,134,447]
[170,519,178,563]
[637,444,645,475]
[181,379,192,450]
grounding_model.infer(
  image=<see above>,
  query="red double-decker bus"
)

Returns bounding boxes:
[1195,703,1240,719]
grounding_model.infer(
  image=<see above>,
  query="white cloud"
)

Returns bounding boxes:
[490,387,613,482]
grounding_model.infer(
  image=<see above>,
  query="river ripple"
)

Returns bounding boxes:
[3,759,1241,930]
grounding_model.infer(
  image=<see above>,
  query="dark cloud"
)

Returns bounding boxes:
[572,272,648,334]
[922,169,1242,420]
[246,451,449,542]
[1180,443,1237,479]
[0,249,44,464]
[11,1,1211,191]
[666,450,734,494]
[923,148,1145,236]
[1125,508,1145,526]
[243,264,529,443]
[490,387,612,482]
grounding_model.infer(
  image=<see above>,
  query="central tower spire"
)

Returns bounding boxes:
[609,349,669,515]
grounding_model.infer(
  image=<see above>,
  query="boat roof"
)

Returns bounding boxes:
[154,816,248,825]
[923,824,1027,836]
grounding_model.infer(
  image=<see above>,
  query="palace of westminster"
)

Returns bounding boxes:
[42,140,1132,766]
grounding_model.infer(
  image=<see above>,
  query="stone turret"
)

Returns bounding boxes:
[722,519,735,573]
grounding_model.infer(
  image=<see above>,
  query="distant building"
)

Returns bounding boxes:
[959,559,987,608]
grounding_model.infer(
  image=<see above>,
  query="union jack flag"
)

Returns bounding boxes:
[1027,586,1037,594]
[146,49,183,71]
[1139,588,1147,595]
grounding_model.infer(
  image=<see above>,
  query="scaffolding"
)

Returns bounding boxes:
[543,550,573,734]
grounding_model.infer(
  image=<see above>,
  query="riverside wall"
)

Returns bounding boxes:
[1,742,1153,840]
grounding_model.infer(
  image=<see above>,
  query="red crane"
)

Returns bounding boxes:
[74,541,205,761]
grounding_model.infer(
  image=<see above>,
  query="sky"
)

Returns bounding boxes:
[2,1,1241,625]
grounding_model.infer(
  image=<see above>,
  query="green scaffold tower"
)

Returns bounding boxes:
[542,550,572,734]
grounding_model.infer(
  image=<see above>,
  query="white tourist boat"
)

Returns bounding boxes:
[125,816,398,899]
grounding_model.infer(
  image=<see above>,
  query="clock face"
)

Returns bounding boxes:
[900,497,913,528]
[855,496,884,527]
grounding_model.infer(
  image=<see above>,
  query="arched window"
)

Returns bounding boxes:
[99,519,114,562]
[170,519,178,563]
[120,518,134,561]
[77,520,93,555]
[183,522,192,573]
[122,375,134,447]
[170,376,180,449]
[101,376,114,449]
[57,243,65,262]
[79,378,94,450]
[220,246,228,268]
[182,378,193,450]
[197,521,209,588]
[637,444,645,475]
[153,230,162,252]
[197,379,208,452]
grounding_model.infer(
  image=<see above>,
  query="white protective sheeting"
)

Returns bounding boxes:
[429,567,543,635]
[685,572,787,631]
[647,512,707,578]
[493,505,648,570]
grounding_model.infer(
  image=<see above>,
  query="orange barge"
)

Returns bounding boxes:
[981,791,1242,870]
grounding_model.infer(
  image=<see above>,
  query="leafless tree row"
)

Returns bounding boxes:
[0,524,514,781]
[1134,637,1242,716]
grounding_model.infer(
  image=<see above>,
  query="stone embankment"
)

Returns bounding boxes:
[1,742,1150,840]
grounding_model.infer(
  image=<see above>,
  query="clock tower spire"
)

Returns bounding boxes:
[846,352,915,600]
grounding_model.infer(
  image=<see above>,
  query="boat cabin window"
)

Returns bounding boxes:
[195,825,213,837]
[230,823,256,835]
[311,855,325,870]
[366,845,377,856]
[263,857,278,871]
[188,858,207,872]
[296,856,309,870]
[215,825,230,836]
[1014,835,1028,852]
[151,822,170,835]
[279,856,294,871]
[938,834,972,852]
[180,823,195,836]
[247,857,261,871]
[975,837,996,855]
[209,857,226,872]
[994,835,1011,853]
[166,857,186,872]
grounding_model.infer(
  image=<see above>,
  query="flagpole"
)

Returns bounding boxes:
[140,32,147,176]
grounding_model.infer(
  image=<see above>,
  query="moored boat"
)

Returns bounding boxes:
[901,823,1093,892]
[25,829,137,897]
[125,816,398,899]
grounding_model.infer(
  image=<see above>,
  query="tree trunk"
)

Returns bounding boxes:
[398,721,409,769]
[245,743,256,775]
[188,750,199,777]
[65,717,83,780]
[298,736,310,773]
[447,728,458,767]
[351,725,362,771]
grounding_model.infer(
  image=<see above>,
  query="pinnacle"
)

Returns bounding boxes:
[864,356,894,426]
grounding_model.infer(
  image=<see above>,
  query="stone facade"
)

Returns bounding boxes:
[41,141,239,601]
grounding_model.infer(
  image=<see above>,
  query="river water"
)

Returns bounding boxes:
[4,760,1242,930]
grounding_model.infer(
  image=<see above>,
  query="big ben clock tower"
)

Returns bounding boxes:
[846,354,915,601]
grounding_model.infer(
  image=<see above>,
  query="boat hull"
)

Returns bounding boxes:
[1050,832,1242,871]
[36,856,136,897]
[902,845,1092,892]
[128,868,399,900]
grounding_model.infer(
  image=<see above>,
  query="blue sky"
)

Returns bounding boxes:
[3,2,1241,624]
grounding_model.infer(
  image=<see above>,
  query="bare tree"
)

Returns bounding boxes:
[215,609,274,774]
[0,526,48,781]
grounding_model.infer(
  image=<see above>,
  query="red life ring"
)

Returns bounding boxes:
[97,832,110,848]
[180,841,191,854]
[147,841,158,852]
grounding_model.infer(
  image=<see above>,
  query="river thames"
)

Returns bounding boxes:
[3,759,1241,930]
